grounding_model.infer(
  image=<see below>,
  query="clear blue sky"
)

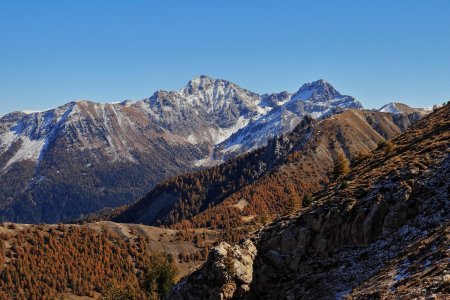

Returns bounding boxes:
[1,0,449,115]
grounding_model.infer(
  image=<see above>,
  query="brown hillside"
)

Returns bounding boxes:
[0,221,218,299]
[170,109,418,234]
[115,109,419,239]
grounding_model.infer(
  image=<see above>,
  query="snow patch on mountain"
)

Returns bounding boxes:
[1,134,46,170]
[193,157,222,167]
[1,103,76,170]
[22,109,48,114]
[210,116,250,144]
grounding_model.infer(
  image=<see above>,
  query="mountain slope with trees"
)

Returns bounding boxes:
[170,103,450,299]
[0,221,219,299]
[114,109,422,240]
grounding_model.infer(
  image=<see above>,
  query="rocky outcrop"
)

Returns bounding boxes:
[169,240,257,300]
[248,156,449,299]
[169,104,450,299]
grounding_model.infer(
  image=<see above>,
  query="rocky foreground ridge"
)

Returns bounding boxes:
[169,104,450,299]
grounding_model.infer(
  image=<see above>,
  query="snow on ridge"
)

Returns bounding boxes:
[1,103,76,170]
[379,102,401,114]
[1,134,46,170]
[23,109,46,114]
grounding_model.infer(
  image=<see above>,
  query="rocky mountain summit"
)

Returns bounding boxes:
[169,103,450,299]
[0,77,365,223]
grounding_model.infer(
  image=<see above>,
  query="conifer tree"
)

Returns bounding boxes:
[333,153,351,179]
[302,193,313,208]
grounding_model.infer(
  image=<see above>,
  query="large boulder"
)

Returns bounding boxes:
[168,240,257,300]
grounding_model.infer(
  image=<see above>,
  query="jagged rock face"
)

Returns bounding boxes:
[292,79,340,101]
[145,75,262,144]
[0,77,367,223]
[169,240,257,300]
[169,104,450,299]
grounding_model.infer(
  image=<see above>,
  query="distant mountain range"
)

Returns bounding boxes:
[0,76,430,223]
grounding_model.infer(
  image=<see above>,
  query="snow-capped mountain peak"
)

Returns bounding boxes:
[214,79,363,159]
[291,79,341,102]
[179,76,262,111]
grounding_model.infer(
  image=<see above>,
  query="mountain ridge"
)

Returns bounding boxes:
[0,77,368,223]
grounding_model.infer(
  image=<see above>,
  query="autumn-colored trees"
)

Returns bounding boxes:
[332,153,351,179]
[103,282,138,300]
[0,224,180,299]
